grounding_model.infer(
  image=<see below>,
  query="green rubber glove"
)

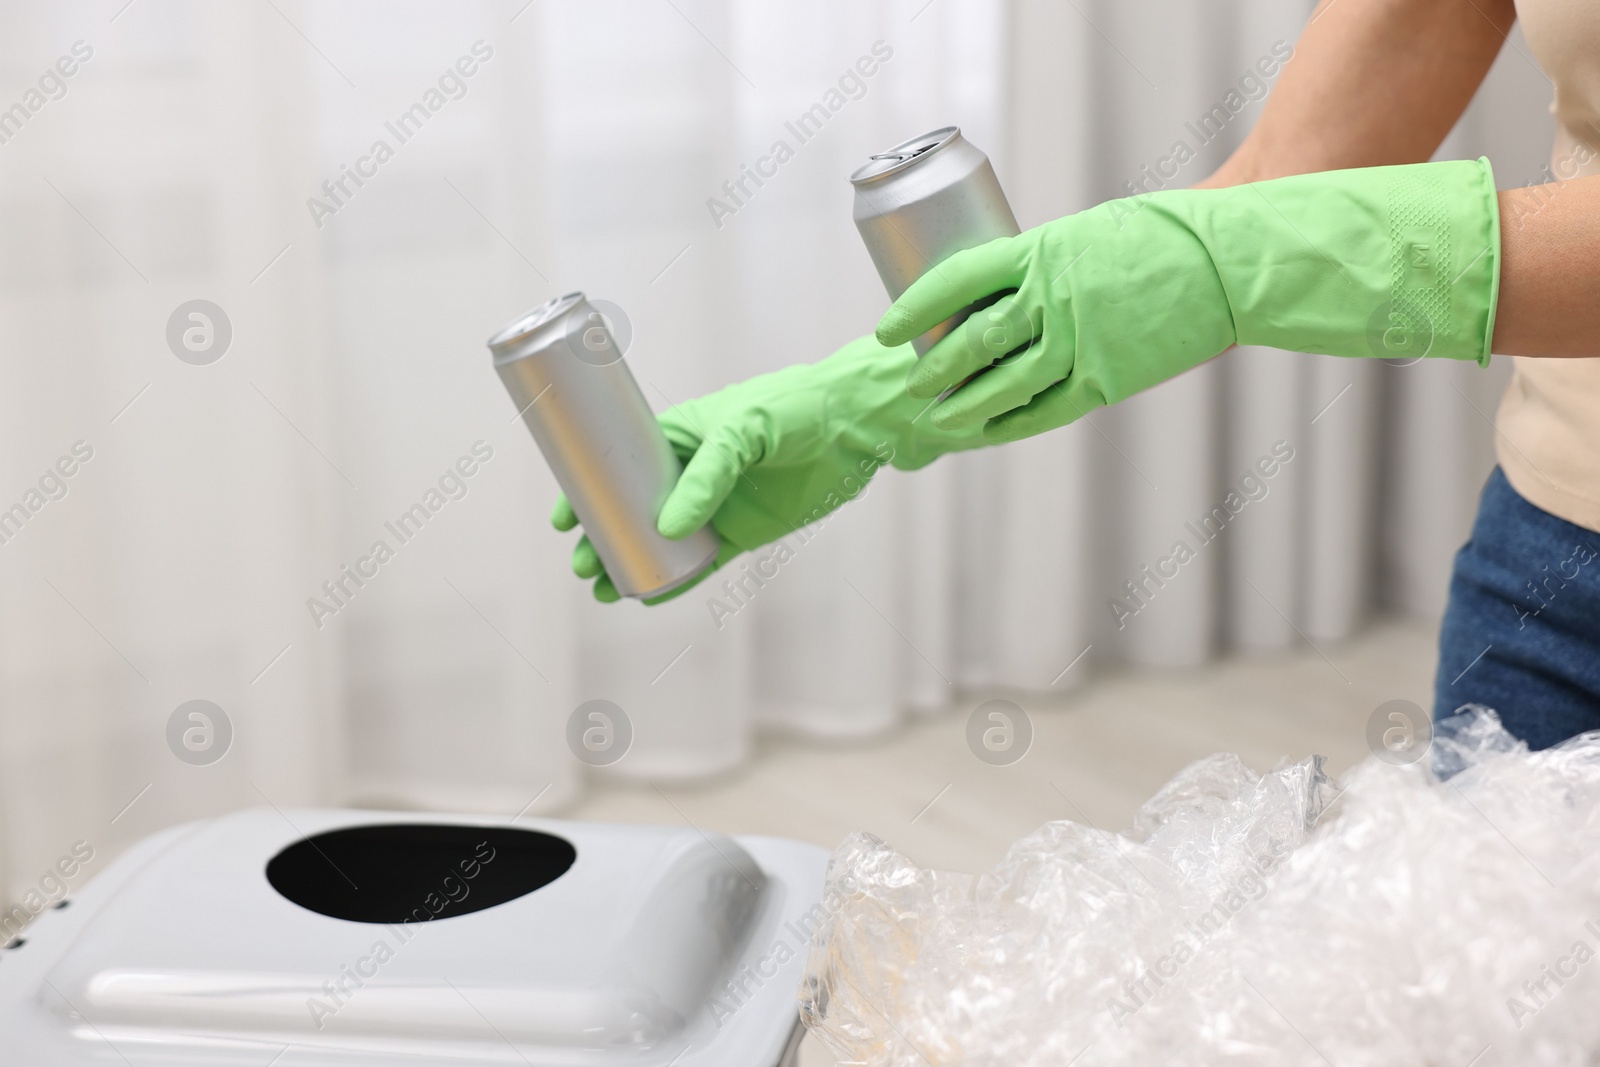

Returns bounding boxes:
[552,335,985,602]
[877,159,1501,444]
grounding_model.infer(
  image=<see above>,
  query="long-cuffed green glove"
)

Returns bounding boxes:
[552,335,985,602]
[877,159,1501,444]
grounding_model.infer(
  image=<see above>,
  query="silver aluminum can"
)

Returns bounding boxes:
[849,126,1021,355]
[489,293,719,599]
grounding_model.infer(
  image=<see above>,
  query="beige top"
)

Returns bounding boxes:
[1495,0,1600,532]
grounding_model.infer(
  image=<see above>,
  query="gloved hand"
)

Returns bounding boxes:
[553,335,986,602]
[877,159,1501,444]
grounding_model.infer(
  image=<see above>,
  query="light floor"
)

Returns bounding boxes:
[566,614,1441,1065]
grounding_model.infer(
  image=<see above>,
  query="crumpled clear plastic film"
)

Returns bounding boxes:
[800,708,1600,1067]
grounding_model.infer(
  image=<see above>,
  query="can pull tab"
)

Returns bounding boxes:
[868,143,938,164]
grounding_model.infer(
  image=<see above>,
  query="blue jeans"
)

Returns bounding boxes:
[1434,467,1600,749]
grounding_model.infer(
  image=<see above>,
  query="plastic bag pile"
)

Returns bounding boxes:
[800,708,1600,1066]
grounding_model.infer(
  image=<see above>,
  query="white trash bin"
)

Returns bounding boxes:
[0,809,828,1065]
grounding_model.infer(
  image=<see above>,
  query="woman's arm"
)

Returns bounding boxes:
[1496,176,1600,357]
[1203,0,1600,357]
[1204,0,1516,184]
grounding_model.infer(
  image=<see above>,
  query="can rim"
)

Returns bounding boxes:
[487,291,585,352]
[849,126,961,185]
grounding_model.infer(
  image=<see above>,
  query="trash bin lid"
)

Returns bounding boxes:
[0,809,827,1066]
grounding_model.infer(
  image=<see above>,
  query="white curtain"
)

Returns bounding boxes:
[0,0,1552,908]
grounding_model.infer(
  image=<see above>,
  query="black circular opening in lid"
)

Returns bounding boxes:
[266,823,576,924]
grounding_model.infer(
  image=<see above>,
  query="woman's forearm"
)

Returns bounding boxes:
[1495,176,1600,357]
[1202,0,1516,187]
[1199,0,1593,358]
